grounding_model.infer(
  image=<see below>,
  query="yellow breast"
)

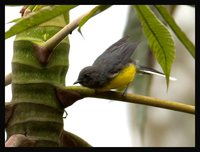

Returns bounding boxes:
[100,63,136,91]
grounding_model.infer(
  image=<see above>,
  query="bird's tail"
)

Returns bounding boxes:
[136,64,177,81]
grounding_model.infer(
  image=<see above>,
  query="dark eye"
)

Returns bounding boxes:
[84,74,90,78]
[83,74,92,82]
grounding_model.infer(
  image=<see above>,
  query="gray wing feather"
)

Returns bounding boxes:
[93,37,139,75]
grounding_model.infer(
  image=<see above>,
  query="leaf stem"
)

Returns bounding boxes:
[42,11,90,50]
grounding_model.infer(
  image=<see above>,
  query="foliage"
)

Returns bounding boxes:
[5,5,195,87]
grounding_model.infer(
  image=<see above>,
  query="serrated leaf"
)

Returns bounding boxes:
[133,5,175,88]
[154,5,195,58]
[78,5,111,34]
[5,5,77,39]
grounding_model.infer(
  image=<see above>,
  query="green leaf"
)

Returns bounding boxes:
[7,17,22,23]
[5,5,77,39]
[133,5,175,88]
[78,5,111,34]
[154,5,195,58]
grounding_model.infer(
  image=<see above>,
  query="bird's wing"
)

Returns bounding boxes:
[93,37,139,77]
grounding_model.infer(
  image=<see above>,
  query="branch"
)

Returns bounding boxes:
[42,11,90,50]
[5,73,12,86]
[56,86,195,115]
[34,9,91,65]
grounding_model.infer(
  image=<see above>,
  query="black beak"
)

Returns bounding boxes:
[73,80,80,85]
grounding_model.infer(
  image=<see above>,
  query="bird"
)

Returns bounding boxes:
[74,37,176,93]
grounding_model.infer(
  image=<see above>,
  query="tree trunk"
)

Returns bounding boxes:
[5,11,70,147]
